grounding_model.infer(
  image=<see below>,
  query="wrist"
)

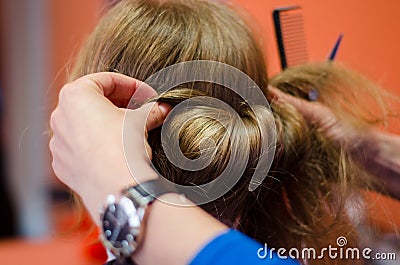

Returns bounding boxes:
[337,126,373,153]
[105,163,159,195]
[100,178,177,260]
[347,128,383,167]
[82,163,159,225]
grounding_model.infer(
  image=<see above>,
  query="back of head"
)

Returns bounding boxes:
[149,63,382,265]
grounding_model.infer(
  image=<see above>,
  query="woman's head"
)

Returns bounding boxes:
[71,1,387,264]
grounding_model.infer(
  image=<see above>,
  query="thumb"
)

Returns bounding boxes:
[268,86,304,109]
[130,102,172,134]
[268,86,319,119]
[123,102,172,163]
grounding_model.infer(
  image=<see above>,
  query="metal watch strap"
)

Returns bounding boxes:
[123,179,175,206]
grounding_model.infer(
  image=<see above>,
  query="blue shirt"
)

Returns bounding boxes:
[190,229,300,265]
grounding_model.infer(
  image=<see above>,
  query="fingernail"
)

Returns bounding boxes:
[268,85,281,94]
[268,85,277,91]
[158,103,171,116]
[267,85,281,99]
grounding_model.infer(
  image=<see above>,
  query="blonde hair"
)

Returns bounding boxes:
[70,0,267,90]
[70,1,390,264]
[269,62,392,129]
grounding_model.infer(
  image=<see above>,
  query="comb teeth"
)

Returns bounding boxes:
[273,6,308,70]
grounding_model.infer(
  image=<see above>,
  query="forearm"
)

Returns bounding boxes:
[351,129,400,198]
[133,193,228,265]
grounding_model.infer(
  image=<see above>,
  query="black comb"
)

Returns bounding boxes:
[273,6,308,70]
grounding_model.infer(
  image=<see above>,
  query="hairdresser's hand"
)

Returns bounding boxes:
[268,86,357,147]
[49,72,170,222]
[269,87,400,197]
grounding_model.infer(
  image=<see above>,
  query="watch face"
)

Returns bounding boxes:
[102,195,145,257]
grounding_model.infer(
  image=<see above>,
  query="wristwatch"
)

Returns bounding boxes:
[100,179,174,259]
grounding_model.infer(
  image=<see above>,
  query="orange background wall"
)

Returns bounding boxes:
[231,0,400,95]
[49,0,103,107]
[231,0,400,132]
[50,0,400,129]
